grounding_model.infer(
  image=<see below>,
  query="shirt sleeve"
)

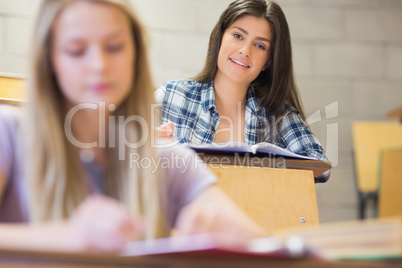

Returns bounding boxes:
[158,145,217,227]
[154,83,170,126]
[278,106,331,182]
[154,83,167,105]
[0,105,20,181]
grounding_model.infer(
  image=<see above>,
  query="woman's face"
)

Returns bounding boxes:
[216,15,272,87]
[51,1,135,108]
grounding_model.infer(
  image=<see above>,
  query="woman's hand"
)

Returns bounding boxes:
[155,121,175,139]
[175,186,269,243]
[0,195,144,253]
[69,195,144,252]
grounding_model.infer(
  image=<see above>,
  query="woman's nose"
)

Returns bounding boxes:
[239,44,251,57]
[88,47,107,73]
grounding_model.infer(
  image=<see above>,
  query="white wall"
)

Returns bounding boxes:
[1,0,402,223]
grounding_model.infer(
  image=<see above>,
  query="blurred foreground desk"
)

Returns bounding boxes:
[0,219,400,268]
[0,248,400,268]
[199,153,331,234]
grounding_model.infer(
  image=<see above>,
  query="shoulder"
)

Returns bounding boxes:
[161,79,204,90]
[0,105,21,133]
[156,80,207,100]
[281,102,301,117]
[0,105,22,179]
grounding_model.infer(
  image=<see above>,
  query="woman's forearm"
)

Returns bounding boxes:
[0,221,83,252]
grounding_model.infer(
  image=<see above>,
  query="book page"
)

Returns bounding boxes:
[252,142,317,160]
[188,142,318,160]
[121,233,309,258]
[187,142,255,154]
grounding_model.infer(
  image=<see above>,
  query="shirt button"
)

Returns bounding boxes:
[211,130,215,135]
[255,108,260,112]
[251,129,255,133]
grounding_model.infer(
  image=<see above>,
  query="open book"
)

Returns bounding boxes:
[187,142,317,161]
[121,233,318,259]
[121,219,402,261]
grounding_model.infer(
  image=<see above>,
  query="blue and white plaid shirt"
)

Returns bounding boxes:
[156,80,330,182]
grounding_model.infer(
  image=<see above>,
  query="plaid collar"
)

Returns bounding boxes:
[200,80,264,116]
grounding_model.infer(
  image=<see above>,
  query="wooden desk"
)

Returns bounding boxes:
[199,154,331,234]
[0,219,399,268]
[0,248,400,268]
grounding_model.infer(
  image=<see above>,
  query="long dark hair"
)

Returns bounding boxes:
[193,0,306,140]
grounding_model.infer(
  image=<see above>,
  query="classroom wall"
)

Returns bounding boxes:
[1,0,402,223]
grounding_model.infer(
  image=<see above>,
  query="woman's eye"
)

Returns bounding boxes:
[66,49,85,57]
[107,44,123,53]
[256,44,266,50]
[234,33,242,40]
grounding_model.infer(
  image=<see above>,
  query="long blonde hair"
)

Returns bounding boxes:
[25,0,168,238]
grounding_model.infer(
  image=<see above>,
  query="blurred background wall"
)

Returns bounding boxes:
[0,0,401,223]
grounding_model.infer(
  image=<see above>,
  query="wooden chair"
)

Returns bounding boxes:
[378,149,402,219]
[352,122,402,219]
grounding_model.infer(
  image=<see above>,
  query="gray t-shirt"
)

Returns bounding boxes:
[0,105,216,226]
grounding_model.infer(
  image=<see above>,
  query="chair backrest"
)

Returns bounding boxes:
[378,149,402,219]
[352,121,402,193]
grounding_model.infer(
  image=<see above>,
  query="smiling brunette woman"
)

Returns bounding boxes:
[156,0,330,182]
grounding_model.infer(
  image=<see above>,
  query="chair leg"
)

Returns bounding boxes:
[373,192,379,218]
[358,192,378,219]
[358,192,366,219]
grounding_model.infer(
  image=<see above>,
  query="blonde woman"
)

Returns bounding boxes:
[0,0,265,252]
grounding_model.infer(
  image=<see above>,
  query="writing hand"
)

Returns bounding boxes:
[69,195,144,252]
[155,121,175,140]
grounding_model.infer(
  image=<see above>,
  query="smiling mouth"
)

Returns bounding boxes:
[230,58,250,68]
